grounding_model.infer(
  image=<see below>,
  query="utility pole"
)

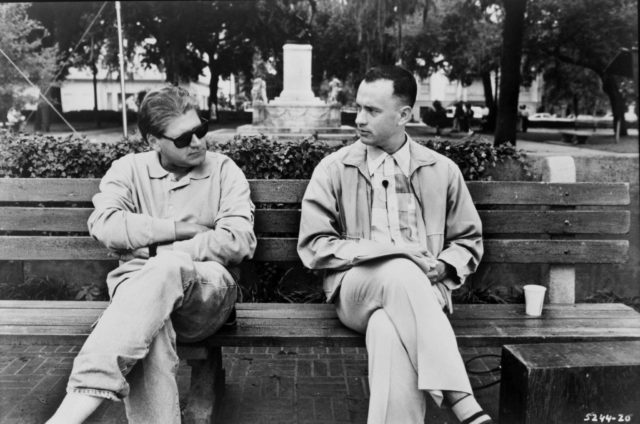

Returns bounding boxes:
[115,1,127,137]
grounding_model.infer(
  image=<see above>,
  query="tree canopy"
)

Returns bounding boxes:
[0,3,58,117]
[524,0,638,134]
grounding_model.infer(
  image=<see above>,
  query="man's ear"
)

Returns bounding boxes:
[147,135,161,152]
[398,105,413,126]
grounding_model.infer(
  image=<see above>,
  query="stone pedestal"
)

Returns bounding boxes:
[271,44,323,105]
[247,43,348,133]
[252,103,341,128]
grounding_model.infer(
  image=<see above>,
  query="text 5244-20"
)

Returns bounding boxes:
[583,413,633,423]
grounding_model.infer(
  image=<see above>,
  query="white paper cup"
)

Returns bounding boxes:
[523,284,547,316]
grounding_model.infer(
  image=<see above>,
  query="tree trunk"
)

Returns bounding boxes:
[494,0,527,146]
[208,60,220,121]
[481,71,496,131]
[601,73,628,136]
[91,61,100,128]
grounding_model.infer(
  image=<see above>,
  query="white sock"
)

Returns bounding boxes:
[450,394,492,424]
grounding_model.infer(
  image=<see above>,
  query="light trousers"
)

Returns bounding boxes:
[67,251,237,424]
[335,258,472,424]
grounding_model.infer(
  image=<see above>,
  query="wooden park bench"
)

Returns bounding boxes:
[1,177,639,423]
[560,130,592,144]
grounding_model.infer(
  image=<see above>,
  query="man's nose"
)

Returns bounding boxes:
[355,110,366,126]
[190,134,204,147]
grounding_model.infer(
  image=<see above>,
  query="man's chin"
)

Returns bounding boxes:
[185,151,206,166]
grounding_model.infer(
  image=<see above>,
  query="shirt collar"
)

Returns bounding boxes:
[366,137,411,178]
[147,151,215,180]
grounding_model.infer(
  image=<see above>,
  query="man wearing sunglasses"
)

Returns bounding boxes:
[46,86,256,424]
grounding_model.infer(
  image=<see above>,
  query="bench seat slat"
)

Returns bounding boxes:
[2,320,639,348]
[0,301,636,318]
[1,303,639,348]
[0,179,630,206]
[1,208,630,235]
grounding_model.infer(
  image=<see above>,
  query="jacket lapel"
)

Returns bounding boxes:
[341,142,371,239]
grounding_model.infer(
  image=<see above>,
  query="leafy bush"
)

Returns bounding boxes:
[0,276,107,301]
[584,289,640,312]
[214,134,338,179]
[0,129,530,181]
[0,130,146,177]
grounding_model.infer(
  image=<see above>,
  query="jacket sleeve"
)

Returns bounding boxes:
[87,156,176,252]
[437,163,484,289]
[297,161,436,274]
[171,158,256,265]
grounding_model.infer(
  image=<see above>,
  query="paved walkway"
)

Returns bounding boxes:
[0,344,500,423]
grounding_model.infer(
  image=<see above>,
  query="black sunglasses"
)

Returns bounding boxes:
[159,119,209,148]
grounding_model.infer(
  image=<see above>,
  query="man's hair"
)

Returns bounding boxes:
[363,66,417,108]
[138,85,198,142]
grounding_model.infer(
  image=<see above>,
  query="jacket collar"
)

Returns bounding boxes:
[342,135,437,177]
[147,151,214,180]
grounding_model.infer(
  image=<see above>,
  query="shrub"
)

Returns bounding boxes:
[0,129,530,181]
[0,130,146,177]
[214,134,339,179]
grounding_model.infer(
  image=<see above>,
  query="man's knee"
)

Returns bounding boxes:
[366,309,396,340]
[135,251,194,296]
[375,258,427,289]
[146,251,192,278]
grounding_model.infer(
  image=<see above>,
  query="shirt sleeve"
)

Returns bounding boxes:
[171,158,256,265]
[437,163,484,289]
[87,155,176,252]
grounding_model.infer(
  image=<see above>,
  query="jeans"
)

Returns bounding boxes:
[67,251,237,424]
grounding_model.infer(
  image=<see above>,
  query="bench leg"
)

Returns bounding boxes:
[183,346,225,424]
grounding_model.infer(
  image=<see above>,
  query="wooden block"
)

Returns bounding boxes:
[500,341,640,424]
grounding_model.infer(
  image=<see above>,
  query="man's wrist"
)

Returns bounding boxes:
[436,260,455,282]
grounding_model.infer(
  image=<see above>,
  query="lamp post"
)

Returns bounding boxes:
[115,1,127,137]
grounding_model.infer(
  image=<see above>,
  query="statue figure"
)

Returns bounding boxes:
[328,75,342,104]
[251,75,268,105]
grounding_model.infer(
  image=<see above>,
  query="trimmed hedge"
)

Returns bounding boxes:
[0,129,530,181]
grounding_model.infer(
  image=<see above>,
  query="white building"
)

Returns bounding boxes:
[60,64,210,113]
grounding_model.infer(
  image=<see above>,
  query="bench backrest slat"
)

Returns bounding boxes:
[0,236,628,264]
[0,179,630,206]
[0,207,630,235]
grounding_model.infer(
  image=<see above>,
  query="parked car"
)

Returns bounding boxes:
[445,105,489,119]
[528,112,556,121]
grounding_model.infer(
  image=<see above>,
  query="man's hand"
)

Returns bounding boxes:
[174,222,210,240]
[426,260,450,283]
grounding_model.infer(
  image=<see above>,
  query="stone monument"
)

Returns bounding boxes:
[238,43,356,141]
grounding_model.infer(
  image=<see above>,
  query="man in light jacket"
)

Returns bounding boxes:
[46,86,256,424]
[298,66,491,424]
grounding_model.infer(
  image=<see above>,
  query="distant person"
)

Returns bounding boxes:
[45,86,256,424]
[433,100,447,135]
[464,103,474,134]
[298,65,491,424]
[6,106,25,133]
[453,102,465,132]
[518,105,529,132]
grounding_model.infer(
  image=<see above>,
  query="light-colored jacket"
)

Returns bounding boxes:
[88,151,256,270]
[297,137,483,303]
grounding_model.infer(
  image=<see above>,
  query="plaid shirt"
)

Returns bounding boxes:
[367,142,421,250]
